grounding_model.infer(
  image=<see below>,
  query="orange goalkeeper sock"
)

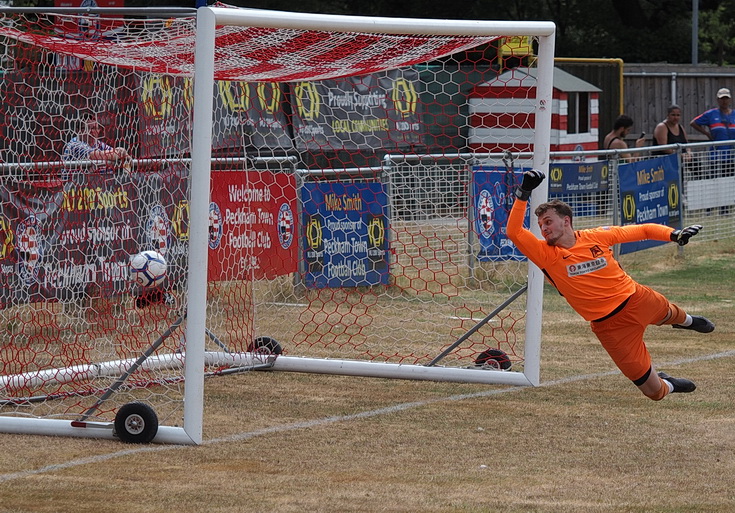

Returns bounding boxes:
[659,304,687,326]
[650,377,673,401]
[668,304,687,325]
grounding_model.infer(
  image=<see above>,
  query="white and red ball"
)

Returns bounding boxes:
[129,250,167,288]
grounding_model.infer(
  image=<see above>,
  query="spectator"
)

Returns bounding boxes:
[63,116,131,174]
[690,88,735,212]
[689,88,735,145]
[653,105,689,155]
[603,114,646,160]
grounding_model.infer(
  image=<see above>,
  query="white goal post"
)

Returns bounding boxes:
[0,6,555,445]
[188,8,555,437]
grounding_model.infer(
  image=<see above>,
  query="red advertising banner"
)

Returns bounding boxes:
[208,171,298,281]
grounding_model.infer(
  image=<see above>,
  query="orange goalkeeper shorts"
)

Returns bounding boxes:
[590,283,684,382]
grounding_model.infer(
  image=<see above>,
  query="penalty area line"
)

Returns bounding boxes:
[1,348,733,483]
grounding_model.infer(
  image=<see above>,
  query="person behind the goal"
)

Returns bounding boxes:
[507,170,714,401]
[63,115,132,175]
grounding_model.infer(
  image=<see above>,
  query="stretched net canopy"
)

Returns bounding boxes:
[0,4,499,81]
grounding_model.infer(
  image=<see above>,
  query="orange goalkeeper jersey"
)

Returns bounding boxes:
[507,199,674,321]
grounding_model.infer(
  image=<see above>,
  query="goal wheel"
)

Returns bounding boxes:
[114,402,159,444]
[474,349,511,370]
[247,336,283,355]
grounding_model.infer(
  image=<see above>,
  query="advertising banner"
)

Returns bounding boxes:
[0,168,176,305]
[301,182,390,288]
[472,166,529,261]
[618,154,682,254]
[207,171,298,281]
[548,161,609,194]
[0,66,421,163]
[0,165,297,307]
[137,74,293,158]
[291,69,424,151]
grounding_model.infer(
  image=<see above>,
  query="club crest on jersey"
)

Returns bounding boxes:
[567,257,607,277]
[590,245,604,258]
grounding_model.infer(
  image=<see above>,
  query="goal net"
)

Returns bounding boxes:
[0,5,555,444]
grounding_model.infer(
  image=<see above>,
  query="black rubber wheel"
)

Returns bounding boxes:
[247,336,283,355]
[114,402,159,444]
[474,349,512,370]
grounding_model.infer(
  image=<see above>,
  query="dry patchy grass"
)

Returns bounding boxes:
[0,240,734,513]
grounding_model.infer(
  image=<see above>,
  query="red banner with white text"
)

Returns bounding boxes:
[207,170,298,281]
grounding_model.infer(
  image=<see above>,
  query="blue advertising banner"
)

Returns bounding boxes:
[548,161,609,194]
[618,154,682,254]
[301,182,390,288]
[472,166,529,261]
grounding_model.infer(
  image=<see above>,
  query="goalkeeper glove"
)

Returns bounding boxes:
[670,224,702,246]
[514,169,545,201]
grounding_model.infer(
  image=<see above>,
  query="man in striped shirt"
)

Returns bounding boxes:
[690,87,735,195]
[63,117,131,175]
[507,170,714,401]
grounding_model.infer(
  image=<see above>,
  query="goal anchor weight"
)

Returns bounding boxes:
[425,284,528,367]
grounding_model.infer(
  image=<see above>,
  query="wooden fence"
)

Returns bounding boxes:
[556,60,735,148]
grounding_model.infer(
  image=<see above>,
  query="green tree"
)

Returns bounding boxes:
[699,1,735,65]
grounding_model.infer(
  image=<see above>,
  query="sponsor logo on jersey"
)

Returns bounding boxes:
[567,257,607,277]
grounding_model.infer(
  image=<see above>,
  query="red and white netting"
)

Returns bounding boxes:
[0,6,540,436]
[0,4,498,81]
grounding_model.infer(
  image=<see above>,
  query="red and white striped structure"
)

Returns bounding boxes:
[469,67,600,154]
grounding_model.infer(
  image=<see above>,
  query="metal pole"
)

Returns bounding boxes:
[182,5,218,445]
[523,30,556,387]
[692,0,699,65]
[425,285,527,367]
[78,317,184,421]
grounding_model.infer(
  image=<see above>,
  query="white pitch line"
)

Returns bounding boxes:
[448,316,496,322]
[1,349,733,483]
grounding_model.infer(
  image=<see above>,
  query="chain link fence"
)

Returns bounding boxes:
[385,142,735,244]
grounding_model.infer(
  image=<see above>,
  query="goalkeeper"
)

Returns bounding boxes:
[507,169,714,401]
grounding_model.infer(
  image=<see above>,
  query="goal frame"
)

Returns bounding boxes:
[0,6,555,445]
[188,8,554,443]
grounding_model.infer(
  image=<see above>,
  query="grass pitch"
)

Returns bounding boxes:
[0,239,733,513]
